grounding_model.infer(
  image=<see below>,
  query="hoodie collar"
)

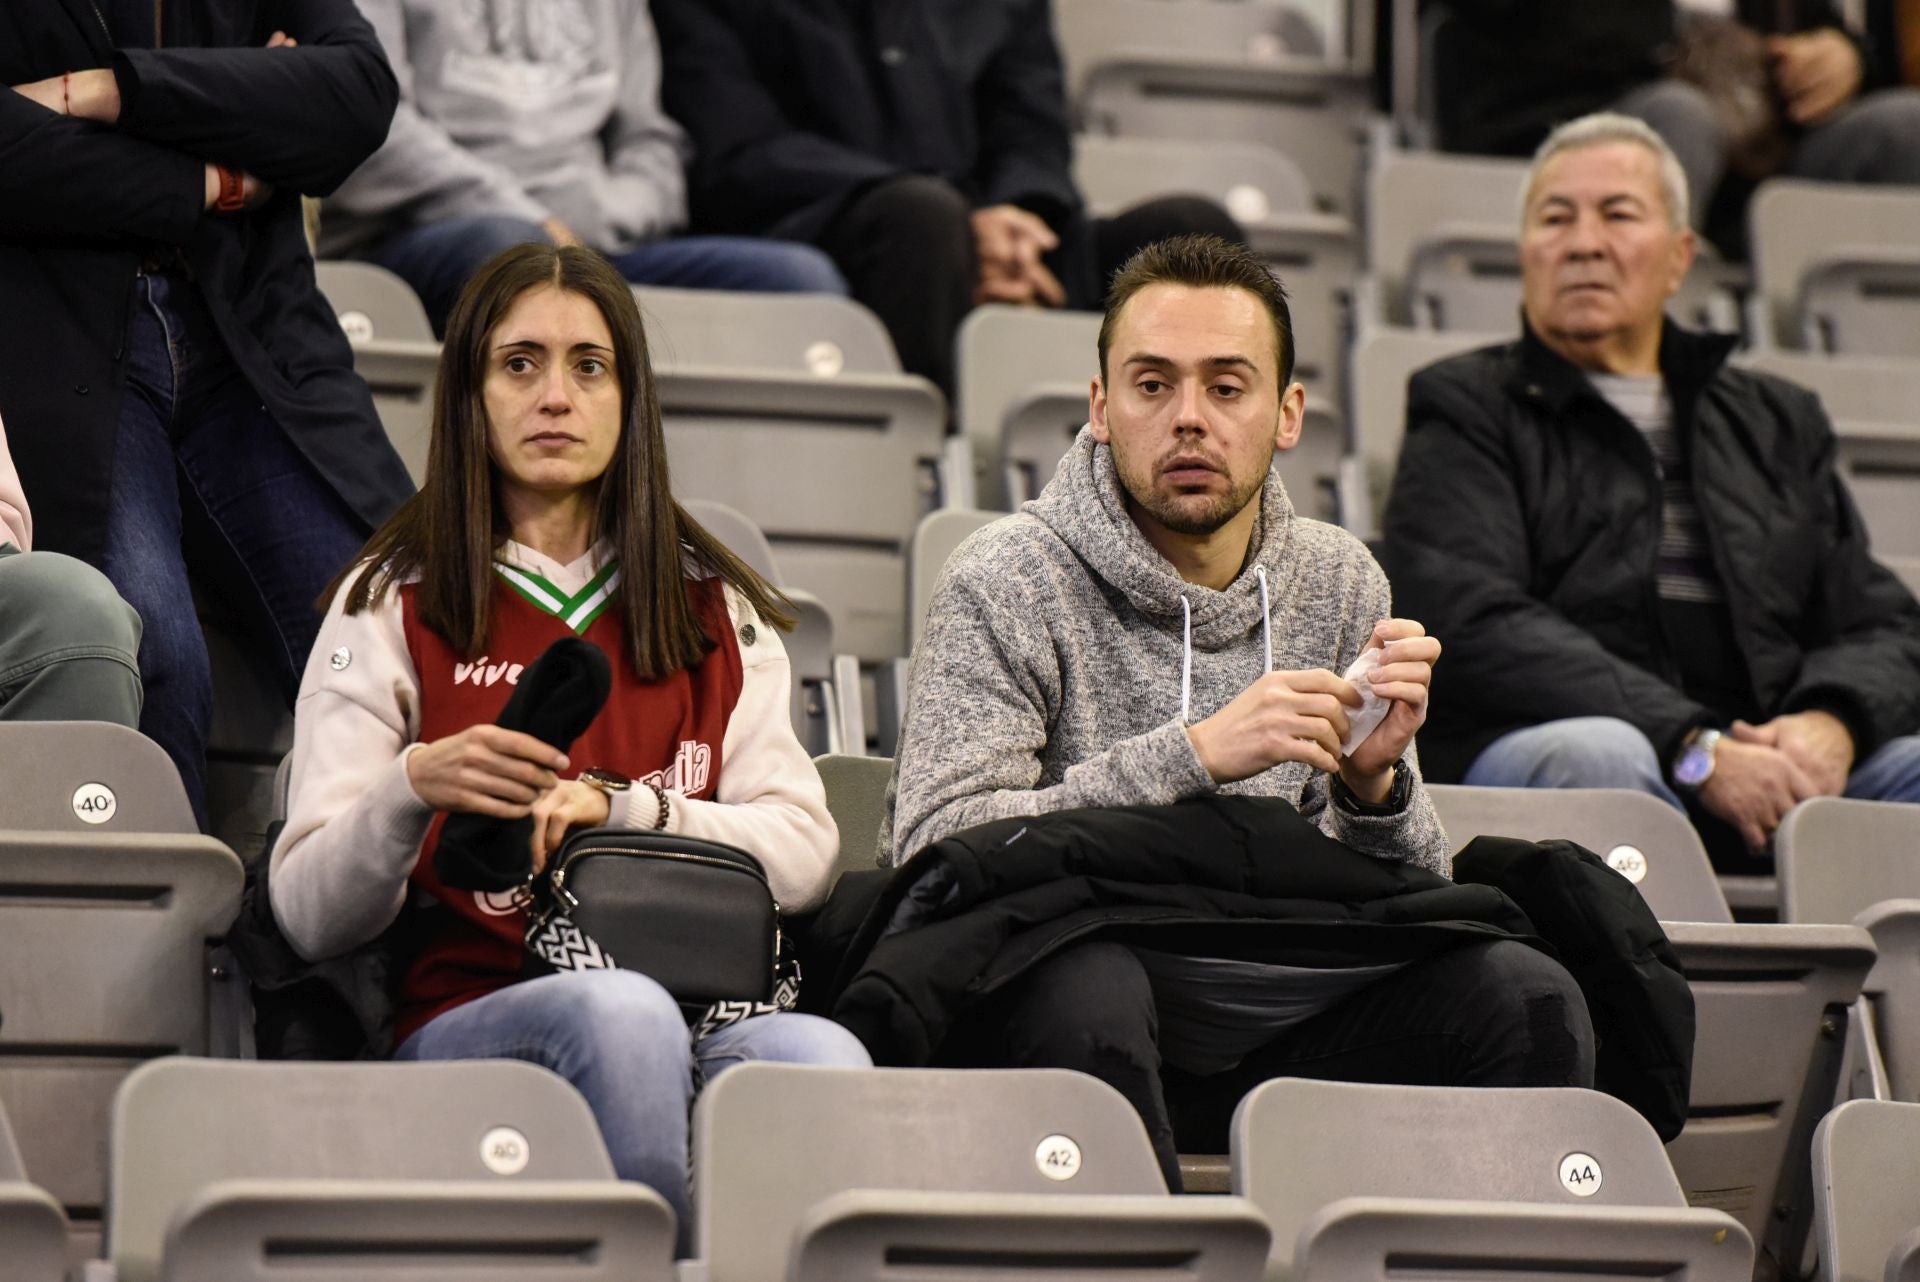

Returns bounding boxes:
[1026,426,1297,650]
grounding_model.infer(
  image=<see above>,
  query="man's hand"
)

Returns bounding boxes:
[971,204,1065,308]
[1698,737,1822,854]
[528,778,612,875]
[1730,709,1855,797]
[202,163,273,212]
[1770,28,1863,124]
[11,69,121,123]
[1186,668,1359,783]
[405,725,569,820]
[1339,619,1441,803]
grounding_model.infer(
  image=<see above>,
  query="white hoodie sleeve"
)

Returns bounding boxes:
[269,568,435,962]
[606,585,838,913]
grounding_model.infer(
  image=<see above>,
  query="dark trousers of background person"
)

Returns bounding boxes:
[361,215,851,336]
[95,271,369,828]
[938,938,1596,1189]
[814,175,1245,394]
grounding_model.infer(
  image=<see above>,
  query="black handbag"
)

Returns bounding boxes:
[522,827,788,1021]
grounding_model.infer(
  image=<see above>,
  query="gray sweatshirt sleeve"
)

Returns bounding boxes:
[887,556,1216,864]
[591,4,688,246]
[320,0,548,247]
[1310,559,1452,878]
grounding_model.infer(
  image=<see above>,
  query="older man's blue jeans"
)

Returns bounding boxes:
[394,969,871,1254]
[1462,716,1920,807]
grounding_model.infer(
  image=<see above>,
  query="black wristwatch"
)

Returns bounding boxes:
[1332,759,1413,816]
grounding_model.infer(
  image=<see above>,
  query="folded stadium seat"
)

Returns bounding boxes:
[690,1063,1269,1282]
[1343,323,1509,538]
[1363,148,1747,335]
[313,260,441,486]
[1739,351,1920,559]
[1812,1099,1920,1282]
[953,306,1351,524]
[0,721,197,834]
[0,1103,68,1282]
[811,753,895,885]
[631,287,957,698]
[1751,181,1920,358]
[1232,1077,1752,1281]
[1072,134,1358,408]
[1056,0,1370,218]
[682,499,864,757]
[0,826,242,1262]
[1779,799,1920,1104]
[907,509,1003,656]
[1428,783,1876,1274]
[106,1058,673,1282]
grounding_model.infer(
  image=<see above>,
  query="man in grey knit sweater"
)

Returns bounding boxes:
[888,236,1593,1184]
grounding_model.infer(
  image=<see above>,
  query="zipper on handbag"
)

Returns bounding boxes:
[549,845,771,906]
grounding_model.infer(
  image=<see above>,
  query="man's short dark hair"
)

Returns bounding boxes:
[1097,234,1295,387]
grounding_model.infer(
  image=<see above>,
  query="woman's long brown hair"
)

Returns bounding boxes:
[324,243,794,677]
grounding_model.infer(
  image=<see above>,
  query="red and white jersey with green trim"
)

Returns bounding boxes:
[391,565,744,1044]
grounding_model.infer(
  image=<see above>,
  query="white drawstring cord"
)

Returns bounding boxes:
[1180,595,1193,723]
[1255,566,1273,674]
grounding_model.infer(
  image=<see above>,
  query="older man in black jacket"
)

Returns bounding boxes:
[651,0,1240,393]
[1383,113,1920,869]
[0,0,414,825]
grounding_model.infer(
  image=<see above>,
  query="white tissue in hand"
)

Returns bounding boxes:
[1340,648,1392,756]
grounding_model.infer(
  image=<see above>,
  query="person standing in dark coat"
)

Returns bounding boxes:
[651,0,1243,393]
[0,0,416,825]
[1383,113,1920,870]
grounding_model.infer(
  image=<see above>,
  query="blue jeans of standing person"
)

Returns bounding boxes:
[394,969,871,1255]
[96,271,370,828]
[363,215,849,334]
[1462,716,1920,807]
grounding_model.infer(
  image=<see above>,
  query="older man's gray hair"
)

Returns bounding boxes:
[1521,112,1691,231]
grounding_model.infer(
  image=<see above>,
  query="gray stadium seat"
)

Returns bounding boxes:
[1751,180,1920,356]
[314,260,440,485]
[636,290,953,664]
[1813,1098,1920,1282]
[812,753,895,880]
[1740,351,1920,558]
[908,509,1002,653]
[1427,783,1876,1268]
[108,1058,673,1282]
[1345,324,1507,536]
[0,1105,67,1282]
[1366,148,1745,334]
[0,721,195,834]
[954,305,1348,522]
[1059,0,1369,215]
[0,832,242,1240]
[692,1063,1269,1282]
[682,499,865,757]
[201,615,296,864]
[1232,1078,1753,1282]
[1779,798,1920,1102]
[1892,558,1920,597]
[1073,134,1358,405]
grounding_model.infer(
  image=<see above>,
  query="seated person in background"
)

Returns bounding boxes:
[1433,0,1920,238]
[651,0,1243,392]
[0,413,142,726]
[269,244,869,1242]
[1384,113,1920,871]
[321,0,847,334]
[1,0,416,829]
[888,235,1594,1187]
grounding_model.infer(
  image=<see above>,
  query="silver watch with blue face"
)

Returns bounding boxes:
[1672,727,1723,791]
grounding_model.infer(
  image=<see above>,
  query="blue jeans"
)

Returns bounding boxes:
[363,215,849,334]
[394,969,870,1253]
[1463,716,1920,807]
[96,272,370,827]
